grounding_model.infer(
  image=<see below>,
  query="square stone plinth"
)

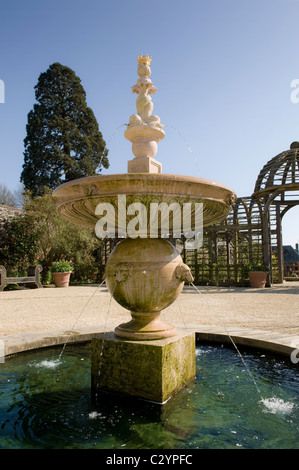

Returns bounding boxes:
[91,330,196,404]
[127,155,162,173]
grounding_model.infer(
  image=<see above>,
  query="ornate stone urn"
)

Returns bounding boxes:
[105,238,193,340]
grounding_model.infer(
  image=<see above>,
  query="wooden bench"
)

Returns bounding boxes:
[0,265,43,291]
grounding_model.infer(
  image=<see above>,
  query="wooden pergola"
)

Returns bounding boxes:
[253,141,299,283]
[185,142,299,285]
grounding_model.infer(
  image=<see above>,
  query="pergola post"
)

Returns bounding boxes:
[276,205,284,283]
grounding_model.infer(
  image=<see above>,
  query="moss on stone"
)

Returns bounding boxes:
[91,330,196,403]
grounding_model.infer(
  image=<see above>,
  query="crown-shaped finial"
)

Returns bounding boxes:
[137,54,152,65]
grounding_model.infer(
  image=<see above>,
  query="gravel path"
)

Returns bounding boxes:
[0,281,298,337]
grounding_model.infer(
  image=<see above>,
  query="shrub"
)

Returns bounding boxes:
[0,191,105,284]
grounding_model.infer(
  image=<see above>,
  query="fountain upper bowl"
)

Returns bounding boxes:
[52,173,236,229]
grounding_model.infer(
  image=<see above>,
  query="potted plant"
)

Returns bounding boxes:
[51,260,73,287]
[242,262,270,288]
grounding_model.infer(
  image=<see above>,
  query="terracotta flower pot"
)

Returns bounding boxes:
[248,271,267,288]
[52,271,71,287]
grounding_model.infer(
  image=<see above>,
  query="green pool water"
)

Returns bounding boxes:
[0,342,298,449]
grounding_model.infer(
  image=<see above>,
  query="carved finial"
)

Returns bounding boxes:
[137,54,152,78]
[137,54,152,65]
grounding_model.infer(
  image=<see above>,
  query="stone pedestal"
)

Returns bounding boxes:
[128,155,162,173]
[91,330,196,404]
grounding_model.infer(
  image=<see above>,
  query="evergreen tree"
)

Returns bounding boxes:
[20,62,109,196]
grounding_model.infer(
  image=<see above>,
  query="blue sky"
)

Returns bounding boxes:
[0,0,299,245]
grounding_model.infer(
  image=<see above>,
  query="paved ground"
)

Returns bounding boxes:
[1,281,299,336]
[0,281,299,357]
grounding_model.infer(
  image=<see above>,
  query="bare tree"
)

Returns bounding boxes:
[13,183,26,209]
[0,184,17,207]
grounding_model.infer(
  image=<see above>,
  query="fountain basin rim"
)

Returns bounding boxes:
[1,324,298,360]
[52,173,236,229]
[52,173,236,197]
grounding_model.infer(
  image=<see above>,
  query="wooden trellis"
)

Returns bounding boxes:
[185,142,299,285]
[185,196,265,285]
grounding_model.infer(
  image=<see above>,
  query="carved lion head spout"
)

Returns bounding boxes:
[175,263,194,283]
[225,193,236,206]
[114,262,133,283]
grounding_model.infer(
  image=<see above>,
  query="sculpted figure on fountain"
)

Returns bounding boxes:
[125,55,164,173]
[128,54,163,130]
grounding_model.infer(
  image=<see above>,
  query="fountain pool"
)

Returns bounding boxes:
[0,341,298,449]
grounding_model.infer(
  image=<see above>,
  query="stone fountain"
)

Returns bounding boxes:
[53,55,236,403]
